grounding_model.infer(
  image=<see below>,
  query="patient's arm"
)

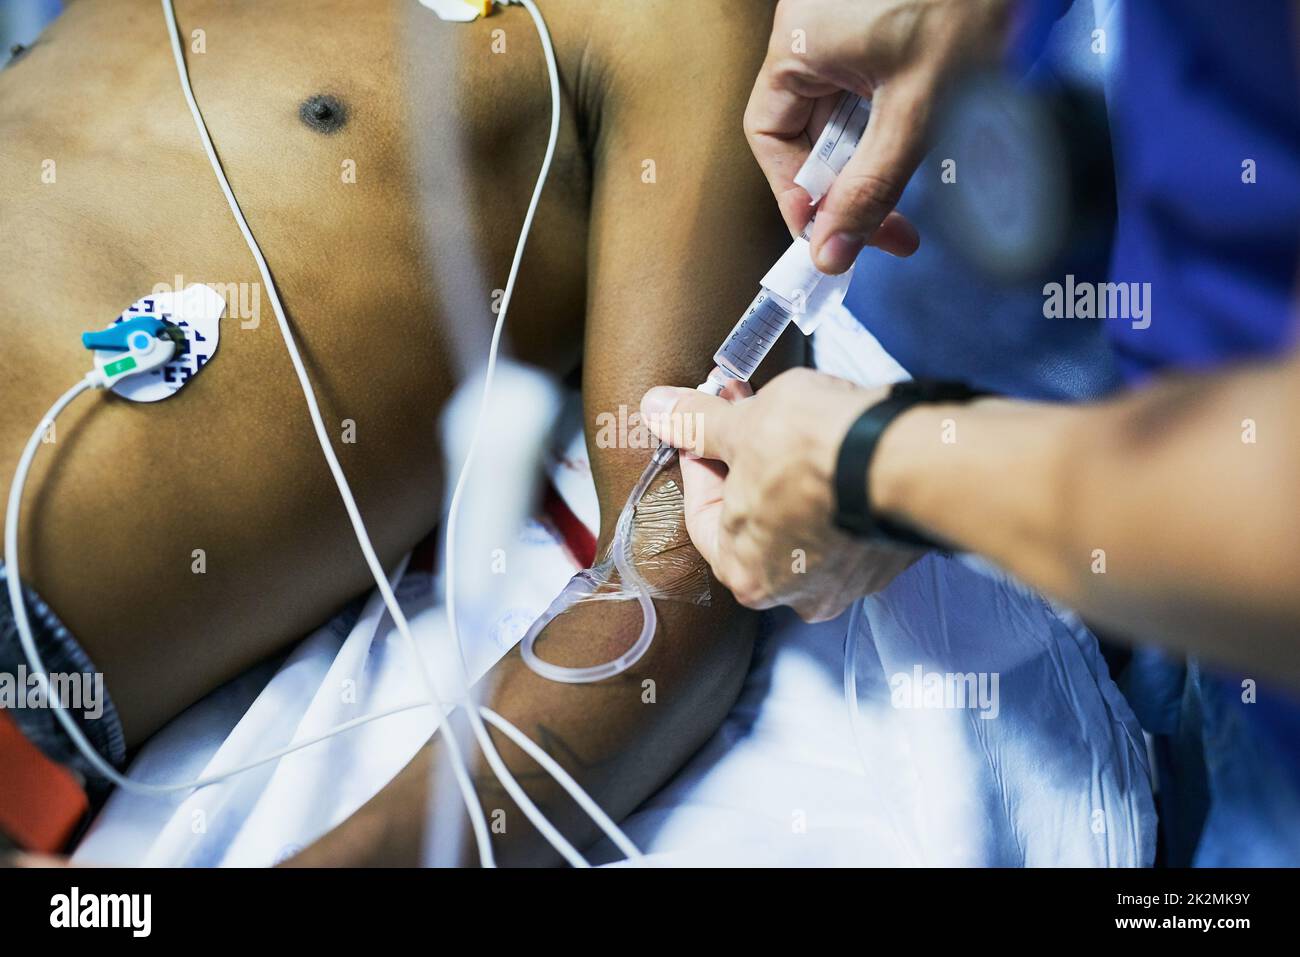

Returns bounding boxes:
[290,1,793,866]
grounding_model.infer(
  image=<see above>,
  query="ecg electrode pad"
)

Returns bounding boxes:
[87,284,226,402]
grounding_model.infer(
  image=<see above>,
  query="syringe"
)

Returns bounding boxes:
[523,91,871,683]
[712,91,871,387]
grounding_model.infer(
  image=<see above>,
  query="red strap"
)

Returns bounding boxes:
[542,480,598,569]
[0,708,88,853]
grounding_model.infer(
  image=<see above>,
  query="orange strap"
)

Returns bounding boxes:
[0,708,89,853]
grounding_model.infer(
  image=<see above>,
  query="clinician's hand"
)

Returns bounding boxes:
[745,0,1011,272]
[640,369,921,622]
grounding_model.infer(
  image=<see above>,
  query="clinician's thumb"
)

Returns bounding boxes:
[811,85,927,273]
[640,386,737,462]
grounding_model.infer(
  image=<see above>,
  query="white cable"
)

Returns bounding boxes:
[4,380,112,775]
[9,433,640,860]
[479,706,641,860]
[8,479,452,794]
[9,396,634,857]
[4,7,491,835]
[436,0,641,866]
[158,0,629,864]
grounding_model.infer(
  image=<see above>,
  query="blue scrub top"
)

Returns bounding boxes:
[1108,1,1300,378]
[842,0,1122,401]
[1106,0,1300,866]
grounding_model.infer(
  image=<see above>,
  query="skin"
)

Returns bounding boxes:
[0,0,794,864]
[871,355,1300,684]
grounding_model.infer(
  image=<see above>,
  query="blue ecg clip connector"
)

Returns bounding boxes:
[81,315,187,388]
[83,315,189,358]
[82,315,168,353]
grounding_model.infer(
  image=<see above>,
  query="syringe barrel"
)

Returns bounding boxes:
[713,291,794,382]
[794,92,872,204]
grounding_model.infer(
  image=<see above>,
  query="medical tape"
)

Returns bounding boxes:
[759,237,856,336]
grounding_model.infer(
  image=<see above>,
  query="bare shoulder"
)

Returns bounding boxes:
[544,0,779,128]
[583,0,779,69]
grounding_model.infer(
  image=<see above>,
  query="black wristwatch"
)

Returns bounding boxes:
[833,379,990,548]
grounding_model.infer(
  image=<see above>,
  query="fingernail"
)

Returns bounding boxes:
[879,216,920,257]
[815,232,865,273]
[640,386,680,421]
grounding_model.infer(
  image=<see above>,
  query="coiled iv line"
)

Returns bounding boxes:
[518,423,715,684]
[5,0,640,868]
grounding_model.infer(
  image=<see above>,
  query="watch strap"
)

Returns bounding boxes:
[833,380,989,547]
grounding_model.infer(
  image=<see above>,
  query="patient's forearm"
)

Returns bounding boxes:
[873,353,1300,682]
[289,574,754,866]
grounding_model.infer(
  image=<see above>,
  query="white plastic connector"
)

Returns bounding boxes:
[418,0,494,22]
[88,334,178,390]
[761,237,827,333]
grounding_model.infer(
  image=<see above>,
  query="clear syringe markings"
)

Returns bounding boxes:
[648,289,794,468]
[713,290,795,382]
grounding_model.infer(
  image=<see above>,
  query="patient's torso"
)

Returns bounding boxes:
[0,0,592,741]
